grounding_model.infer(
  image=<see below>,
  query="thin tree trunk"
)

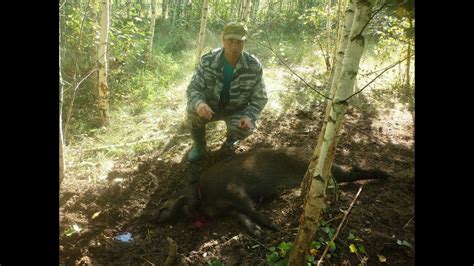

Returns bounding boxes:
[168,0,173,19]
[242,0,251,22]
[59,8,65,185]
[63,7,90,142]
[301,0,355,196]
[289,1,374,264]
[182,0,188,23]
[325,0,333,72]
[98,0,110,126]
[238,0,243,21]
[251,0,259,19]
[172,0,179,29]
[194,0,209,66]
[162,0,168,18]
[331,0,347,76]
[147,0,157,59]
[404,17,413,95]
[127,0,131,19]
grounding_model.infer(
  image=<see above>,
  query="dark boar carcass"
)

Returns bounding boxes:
[157,147,388,236]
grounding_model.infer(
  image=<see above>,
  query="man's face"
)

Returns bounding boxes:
[223,38,245,56]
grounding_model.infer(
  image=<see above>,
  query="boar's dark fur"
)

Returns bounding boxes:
[157,148,388,236]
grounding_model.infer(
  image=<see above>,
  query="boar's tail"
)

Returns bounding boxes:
[332,164,390,183]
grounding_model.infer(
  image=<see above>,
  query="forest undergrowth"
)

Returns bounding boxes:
[61,50,415,264]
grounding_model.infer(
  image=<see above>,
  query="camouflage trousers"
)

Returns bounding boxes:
[186,109,255,140]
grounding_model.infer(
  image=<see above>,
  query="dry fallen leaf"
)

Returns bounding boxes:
[91,211,101,219]
[377,254,387,263]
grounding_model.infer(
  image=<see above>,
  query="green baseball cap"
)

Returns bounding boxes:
[223,22,248,40]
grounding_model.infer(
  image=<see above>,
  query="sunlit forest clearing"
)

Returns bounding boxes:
[60,0,414,264]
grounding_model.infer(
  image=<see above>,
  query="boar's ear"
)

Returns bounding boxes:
[157,195,187,223]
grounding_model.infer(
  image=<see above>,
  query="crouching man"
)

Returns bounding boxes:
[186,21,268,162]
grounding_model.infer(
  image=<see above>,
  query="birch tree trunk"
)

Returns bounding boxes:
[171,0,178,30]
[98,0,110,126]
[289,1,374,264]
[325,0,333,72]
[182,0,189,22]
[301,0,355,196]
[404,17,413,96]
[162,0,168,18]
[331,0,347,77]
[241,0,251,22]
[194,0,209,67]
[147,0,157,60]
[251,0,259,19]
[59,12,65,185]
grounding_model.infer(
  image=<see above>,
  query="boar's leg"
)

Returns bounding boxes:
[224,186,278,231]
[157,185,198,223]
[230,210,263,237]
[332,164,390,183]
[157,195,191,223]
[157,196,184,223]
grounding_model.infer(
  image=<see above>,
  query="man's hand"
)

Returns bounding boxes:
[196,103,215,120]
[239,117,253,130]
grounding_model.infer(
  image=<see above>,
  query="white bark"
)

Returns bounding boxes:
[162,0,168,19]
[147,0,157,58]
[330,0,356,94]
[289,0,374,264]
[325,0,333,71]
[98,0,110,125]
[242,0,251,22]
[194,0,209,67]
[301,0,355,196]
[404,17,413,93]
[331,0,348,76]
[59,13,65,185]
[251,0,259,19]
[171,0,178,29]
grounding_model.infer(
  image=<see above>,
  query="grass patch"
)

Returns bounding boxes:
[63,32,413,186]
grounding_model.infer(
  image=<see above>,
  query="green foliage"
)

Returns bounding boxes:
[266,241,293,265]
[61,0,414,192]
[366,7,414,61]
[207,259,225,266]
[299,3,336,36]
[266,240,317,265]
[109,15,148,72]
[346,229,368,263]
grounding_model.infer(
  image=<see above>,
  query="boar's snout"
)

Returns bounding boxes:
[157,195,188,223]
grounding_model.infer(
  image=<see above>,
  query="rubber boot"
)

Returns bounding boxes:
[223,135,239,149]
[188,127,206,162]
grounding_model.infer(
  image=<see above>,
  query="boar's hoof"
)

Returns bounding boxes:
[269,222,279,231]
[252,229,262,238]
[157,208,172,223]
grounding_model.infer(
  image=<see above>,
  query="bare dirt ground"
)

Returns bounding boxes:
[60,95,414,265]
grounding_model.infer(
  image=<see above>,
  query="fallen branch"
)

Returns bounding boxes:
[244,234,273,252]
[344,54,414,102]
[82,136,170,152]
[139,255,155,265]
[317,186,363,266]
[403,216,414,230]
[163,237,177,266]
[258,33,331,100]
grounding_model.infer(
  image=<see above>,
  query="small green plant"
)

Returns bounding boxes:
[207,259,225,266]
[267,241,320,265]
[266,241,293,265]
[347,230,369,265]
